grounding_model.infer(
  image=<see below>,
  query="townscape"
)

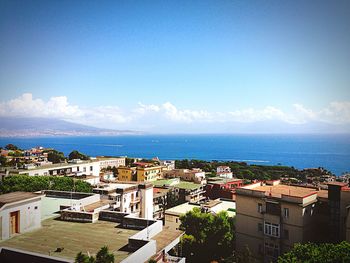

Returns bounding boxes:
[0,144,349,263]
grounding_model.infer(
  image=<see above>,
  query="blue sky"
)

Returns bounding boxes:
[0,1,349,133]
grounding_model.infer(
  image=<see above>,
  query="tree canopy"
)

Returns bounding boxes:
[278,241,350,263]
[179,207,235,262]
[44,149,67,164]
[5,144,20,151]
[175,159,334,182]
[75,246,114,263]
[69,150,90,161]
[0,175,92,194]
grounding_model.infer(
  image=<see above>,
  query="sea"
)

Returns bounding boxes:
[0,134,349,175]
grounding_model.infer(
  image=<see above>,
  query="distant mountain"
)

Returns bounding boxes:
[0,117,140,137]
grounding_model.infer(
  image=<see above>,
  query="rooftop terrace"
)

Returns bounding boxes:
[253,184,317,198]
[0,217,137,262]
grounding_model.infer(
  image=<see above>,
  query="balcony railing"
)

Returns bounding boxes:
[130,197,140,204]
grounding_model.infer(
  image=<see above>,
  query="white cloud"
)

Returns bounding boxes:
[0,93,349,132]
[0,93,127,127]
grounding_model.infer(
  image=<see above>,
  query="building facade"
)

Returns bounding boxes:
[0,192,43,240]
[235,180,329,262]
[205,177,243,200]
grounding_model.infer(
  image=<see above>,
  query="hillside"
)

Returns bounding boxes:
[0,117,139,137]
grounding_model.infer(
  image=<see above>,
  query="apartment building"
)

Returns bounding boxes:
[93,182,154,219]
[117,166,137,181]
[165,168,206,184]
[97,157,126,169]
[137,166,163,182]
[153,188,168,220]
[235,180,329,262]
[153,178,206,204]
[160,160,175,170]
[327,182,350,242]
[205,177,243,200]
[117,165,163,182]
[216,166,233,179]
[1,159,101,178]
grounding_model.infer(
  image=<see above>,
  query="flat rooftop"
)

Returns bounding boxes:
[0,217,137,262]
[152,179,179,188]
[253,184,317,198]
[165,202,199,216]
[207,177,242,184]
[94,183,136,191]
[152,227,184,253]
[83,200,112,212]
[165,199,235,217]
[0,192,41,208]
[6,160,99,173]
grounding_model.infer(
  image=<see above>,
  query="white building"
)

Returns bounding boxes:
[4,159,101,178]
[97,157,126,169]
[160,160,175,170]
[216,166,233,179]
[0,192,43,240]
[93,182,154,219]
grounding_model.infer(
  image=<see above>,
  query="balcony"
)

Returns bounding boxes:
[130,197,140,204]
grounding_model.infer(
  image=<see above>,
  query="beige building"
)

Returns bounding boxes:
[235,180,329,262]
[165,168,206,184]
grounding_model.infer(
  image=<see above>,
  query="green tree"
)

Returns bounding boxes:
[0,175,92,194]
[5,144,19,150]
[8,150,24,157]
[95,246,114,263]
[278,241,350,263]
[179,208,235,262]
[69,150,89,160]
[75,252,94,263]
[75,246,114,263]
[0,155,7,166]
[45,149,66,163]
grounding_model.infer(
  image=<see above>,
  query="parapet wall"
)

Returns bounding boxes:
[99,211,129,223]
[60,210,98,223]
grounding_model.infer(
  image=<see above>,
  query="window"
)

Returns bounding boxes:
[83,167,86,172]
[264,222,280,237]
[90,166,93,171]
[258,203,263,213]
[265,242,279,258]
[284,208,289,218]
[176,218,179,223]
[34,206,38,210]
[258,223,263,232]
[284,229,289,240]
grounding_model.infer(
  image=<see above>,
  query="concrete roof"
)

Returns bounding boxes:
[152,226,184,253]
[207,177,242,185]
[165,202,199,216]
[165,199,235,217]
[6,160,99,173]
[253,184,317,198]
[0,217,137,262]
[0,192,41,208]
